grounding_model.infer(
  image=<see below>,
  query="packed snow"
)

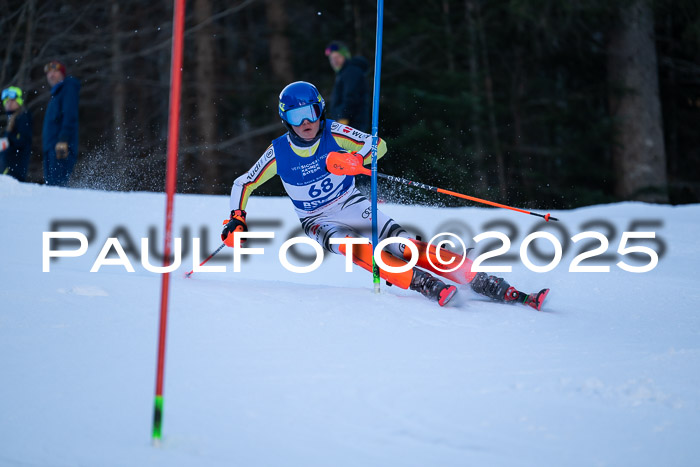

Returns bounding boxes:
[1,174,699,467]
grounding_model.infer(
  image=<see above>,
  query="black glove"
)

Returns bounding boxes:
[221,209,248,247]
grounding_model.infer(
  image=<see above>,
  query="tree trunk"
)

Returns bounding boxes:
[264,0,294,84]
[465,0,488,194]
[352,1,364,55]
[19,0,35,88]
[474,1,507,201]
[608,0,668,202]
[510,43,528,194]
[194,0,220,194]
[1,2,27,86]
[111,0,126,157]
[441,0,455,73]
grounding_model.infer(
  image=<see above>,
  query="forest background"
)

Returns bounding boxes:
[2,0,699,208]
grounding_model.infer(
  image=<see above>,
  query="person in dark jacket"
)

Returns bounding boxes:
[325,41,370,133]
[42,60,80,186]
[0,86,33,182]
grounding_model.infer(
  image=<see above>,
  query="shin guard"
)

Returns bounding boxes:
[339,242,413,289]
[403,238,476,285]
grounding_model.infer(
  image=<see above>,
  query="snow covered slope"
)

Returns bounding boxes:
[1,174,699,467]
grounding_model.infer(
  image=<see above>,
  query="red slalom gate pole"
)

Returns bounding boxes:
[153,0,186,446]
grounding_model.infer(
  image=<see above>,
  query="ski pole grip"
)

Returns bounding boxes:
[326,151,371,176]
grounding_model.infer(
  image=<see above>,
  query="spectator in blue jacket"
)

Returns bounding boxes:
[42,60,80,186]
[1,86,33,182]
[325,41,370,133]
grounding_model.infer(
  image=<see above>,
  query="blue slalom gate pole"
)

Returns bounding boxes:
[370,0,385,293]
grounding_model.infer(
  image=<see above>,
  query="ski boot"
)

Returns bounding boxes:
[471,272,549,311]
[410,269,458,307]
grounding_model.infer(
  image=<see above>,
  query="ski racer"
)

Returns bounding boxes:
[222,81,548,309]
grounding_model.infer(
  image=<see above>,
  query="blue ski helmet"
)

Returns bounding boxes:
[278,81,326,127]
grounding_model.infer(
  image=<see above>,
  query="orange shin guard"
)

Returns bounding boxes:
[403,238,476,284]
[339,242,414,289]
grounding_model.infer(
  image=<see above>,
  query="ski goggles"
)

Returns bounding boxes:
[2,87,22,106]
[283,103,322,126]
[44,61,66,74]
[2,88,19,101]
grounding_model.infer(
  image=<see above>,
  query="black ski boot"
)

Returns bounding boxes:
[410,269,458,306]
[470,272,511,300]
[470,272,550,311]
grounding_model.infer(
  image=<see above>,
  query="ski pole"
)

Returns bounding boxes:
[326,151,559,222]
[184,241,226,278]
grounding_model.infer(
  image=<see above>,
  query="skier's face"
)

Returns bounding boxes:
[292,118,320,141]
